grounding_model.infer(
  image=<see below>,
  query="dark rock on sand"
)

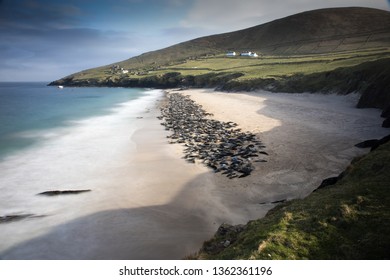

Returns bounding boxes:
[355,134,390,151]
[159,92,267,178]
[0,214,44,224]
[38,190,91,196]
[382,117,390,128]
[259,199,287,205]
[370,134,390,151]
[315,177,339,190]
[355,139,380,148]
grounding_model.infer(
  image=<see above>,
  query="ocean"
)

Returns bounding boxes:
[0,82,160,159]
[0,82,164,258]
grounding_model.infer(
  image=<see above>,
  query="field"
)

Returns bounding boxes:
[155,48,390,79]
[70,48,390,85]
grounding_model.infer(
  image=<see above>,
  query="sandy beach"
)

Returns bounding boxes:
[1,88,389,259]
[181,89,389,208]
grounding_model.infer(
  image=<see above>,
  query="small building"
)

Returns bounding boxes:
[122,69,129,74]
[226,51,237,57]
[240,51,258,57]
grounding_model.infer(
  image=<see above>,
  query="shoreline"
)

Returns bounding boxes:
[182,88,389,201]
[0,92,222,259]
[1,87,389,259]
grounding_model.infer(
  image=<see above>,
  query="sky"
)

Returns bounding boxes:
[0,0,389,82]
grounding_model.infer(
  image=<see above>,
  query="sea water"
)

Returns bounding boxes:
[0,82,159,158]
[0,82,163,257]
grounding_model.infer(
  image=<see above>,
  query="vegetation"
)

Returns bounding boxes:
[48,7,390,259]
[50,50,390,126]
[50,6,390,90]
[192,141,390,260]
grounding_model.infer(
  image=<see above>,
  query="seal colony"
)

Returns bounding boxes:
[159,91,267,178]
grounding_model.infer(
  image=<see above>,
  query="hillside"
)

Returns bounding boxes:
[50,7,390,86]
[192,139,390,260]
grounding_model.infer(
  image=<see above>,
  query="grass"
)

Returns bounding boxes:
[51,48,390,115]
[61,47,390,88]
[159,48,390,80]
[192,142,390,260]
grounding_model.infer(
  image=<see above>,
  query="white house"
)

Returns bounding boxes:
[240,51,258,57]
[122,69,129,74]
[226,51,236,57]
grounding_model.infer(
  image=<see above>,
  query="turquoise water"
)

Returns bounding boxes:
[0,83,164,258]
[0,82,146,158]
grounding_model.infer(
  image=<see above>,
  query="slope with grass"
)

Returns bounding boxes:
[50,7,390,89]
[50,7,390,124]
[192,140,390,260]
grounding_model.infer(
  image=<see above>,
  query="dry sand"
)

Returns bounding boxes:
[180,88,390,222]
[2,88,389,260]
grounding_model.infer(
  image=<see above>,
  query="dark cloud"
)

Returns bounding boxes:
[0,0,81,30]
[0,25,139,81]
[2,0,388,81]
[0,1,142,81]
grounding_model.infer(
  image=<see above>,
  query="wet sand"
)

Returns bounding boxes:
[1,88,389,259]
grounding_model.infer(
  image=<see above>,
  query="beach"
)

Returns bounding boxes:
[1,88,389,259]
[182,89,389,204]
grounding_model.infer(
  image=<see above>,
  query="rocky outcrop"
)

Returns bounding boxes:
[49,72,244,89]
[355,134,390,151]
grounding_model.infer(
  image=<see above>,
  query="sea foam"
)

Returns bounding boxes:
[0,89,163,253]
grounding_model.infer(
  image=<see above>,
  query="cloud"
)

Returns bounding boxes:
[1,0,389,81]
[0,22,140,81]
[182,0,390,34]
[0,0,145,81]
[0,0,82,30]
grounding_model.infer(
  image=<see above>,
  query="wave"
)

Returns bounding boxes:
[0,89,163,253]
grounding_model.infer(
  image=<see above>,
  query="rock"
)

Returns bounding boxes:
[382,117,390,128]
[259,199,287,205]
[381,106,390,118]
[355,139,379,148]
[313,177,339,192]
[0,214,44,224]
[38,189,91,196]
[354,134,390,151]
[371,134,390,151]
[158,92,267,178]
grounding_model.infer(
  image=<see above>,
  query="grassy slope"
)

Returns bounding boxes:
[161,49,390,81]
[50,7,390,85]
[194,142,390,260]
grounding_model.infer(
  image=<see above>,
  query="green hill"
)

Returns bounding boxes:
[50,7,390,87]
[50,7,390,126]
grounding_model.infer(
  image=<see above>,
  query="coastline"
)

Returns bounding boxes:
[1,87,389,259]
[182,88,389,203]
[0,91,220,259]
